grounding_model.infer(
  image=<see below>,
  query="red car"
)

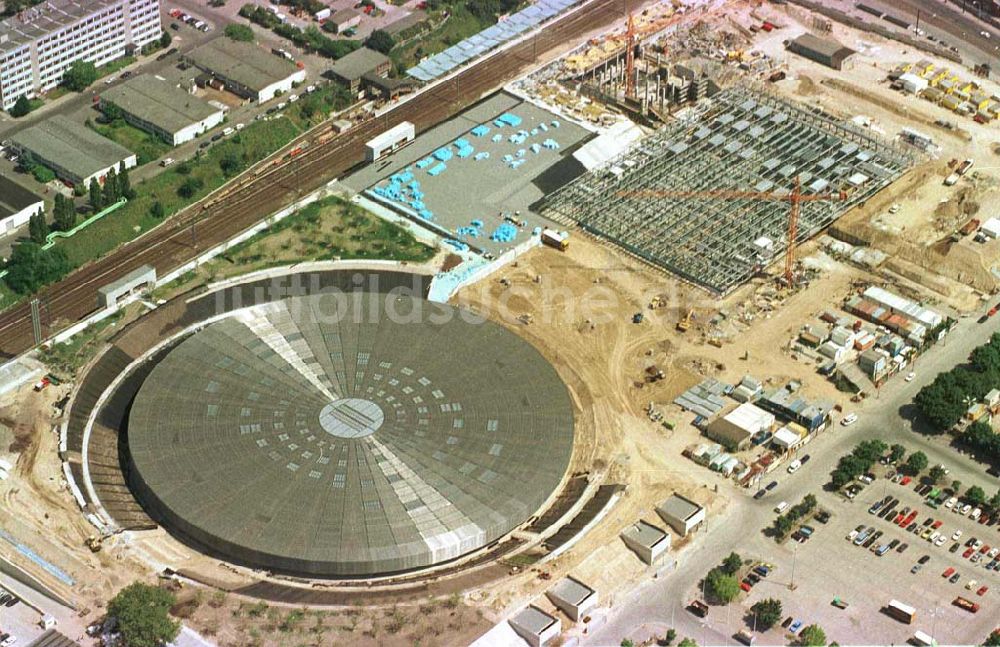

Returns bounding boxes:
[169,8,182,17]
[933,520,943,529]
[964,548,975,558]
[900,476,912,485]
[943,567,956,578]
[978,586,989,596]
[981,544,991,554]
[740,582,752,592]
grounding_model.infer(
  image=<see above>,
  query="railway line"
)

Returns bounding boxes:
[0,0,625,358]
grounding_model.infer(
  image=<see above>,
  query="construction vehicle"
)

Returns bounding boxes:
[616,176,848,287]
[676,308,693,332]
[645,365,665,382]
[85,536,103,552]
[632,312,644,324]
[649,295,666,309]
[541,228,569,251]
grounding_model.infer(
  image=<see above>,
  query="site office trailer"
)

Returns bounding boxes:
[365,121,415,162]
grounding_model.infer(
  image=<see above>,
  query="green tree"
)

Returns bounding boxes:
[3,243,71,294]
[664,628,677,645]
[903,451,928,476]
[103,166,118,205]
[219,151,243,177]
[53,194,77,231]
[928,464,947,485]
[705,568,740,604]
[621,640,635,647]
[750,598,783,631]
[89,178,104,212]
[31,164,55,183]
[28,209,48,244]
[102,101,124,122]
[966,485,986,506]
[224,23,255,42]
[721,552,742,575]
[117,162,133,199]
[107,582,180,647]
[159,31,172,49]
[678,639,698,647]
[62,60,98,91]
[365,29,394,54]
[149,201,165,219]
[988,490,1000,512]
[795,624,826,647]
[984,630,1000,647]
[889,444,906,464]
[9,95,32,118]
[952,480,962,494]
[177,177,203,199]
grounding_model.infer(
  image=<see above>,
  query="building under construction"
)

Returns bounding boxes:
[541,87,915,295]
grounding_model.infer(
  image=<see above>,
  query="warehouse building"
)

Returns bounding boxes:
[0,0,162,110]
[509,606,561,647]
[327,47,391,98]
[546,577,598,622]
[184,39,306,103]
[0,174,44,238]
[786,33,856,71]
[327,8,362,34]
[656,493,706,537]
[620,519,671,564]
[101,75,225,146]
[8,115,136,187]
[706,402,775,451]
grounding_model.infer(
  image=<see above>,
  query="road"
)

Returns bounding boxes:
[859,0,1000,65]
[0,0,629,359]
[585,308,1000,646]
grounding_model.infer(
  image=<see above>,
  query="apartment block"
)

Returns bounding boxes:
[0,0,161,110]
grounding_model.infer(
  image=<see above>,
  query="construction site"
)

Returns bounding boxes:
[1,0,1000,646]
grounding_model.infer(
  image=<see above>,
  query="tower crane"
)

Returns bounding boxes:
[616,177,848,287]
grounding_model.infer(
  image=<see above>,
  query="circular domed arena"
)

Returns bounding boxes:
[124,290,574,578]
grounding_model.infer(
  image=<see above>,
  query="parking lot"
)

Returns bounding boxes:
[738,467,1000,646]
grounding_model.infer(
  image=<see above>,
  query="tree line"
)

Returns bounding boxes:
[915,332,1000,431]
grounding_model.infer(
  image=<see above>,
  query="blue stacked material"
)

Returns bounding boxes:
[516,149,526,158]
[410,201,425,210]
[542,138,560,150]
[456,226,480,237]
[502,154,514,163]
[456,146,473,158]
[471,124,491,137]
[472,219,484,227]
[415,157,434,169]
[490,222,518,242]
[418,209,434,220]
[530,143,541,154]
[530,128,538,136]
[428,162,447,176]
[444,239,470,251]
[408,180,421,189]
[453,138,471,149]
[411,190,424,199]
[539,122,548,132]
[551,119,560,128]
[433,147,453,161]
[491,133,503,143]
[509,159,526,170]
[493,112,522,128]
[532,226,543,235]
[473,152,490,161]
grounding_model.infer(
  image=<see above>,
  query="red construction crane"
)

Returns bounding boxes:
[625,12,636,98]
[616,178,848,286]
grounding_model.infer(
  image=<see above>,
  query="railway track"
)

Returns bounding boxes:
[0,0,625,358]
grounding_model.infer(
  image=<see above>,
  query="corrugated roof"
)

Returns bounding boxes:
[102,75,222,136]
[328,47,390,82]
[0,173,44,219]
[10,115,133,181]
[187,40,301,93]
[0,0,119,54]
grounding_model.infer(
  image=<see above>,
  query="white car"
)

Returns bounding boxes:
[990,548,1000,558]
[935,535,947,547]
[961,504,972,515]
[905,372,916,382]
[945,497,957,509]
[952,530,963,541]
[974,539,984,550]
[847,530,859,541]
[841,413,858,426]
[775,501,788,514]
[787,459,802,474]
[966,579,978,590]
[929,531,940,543]
[971,508,982,521]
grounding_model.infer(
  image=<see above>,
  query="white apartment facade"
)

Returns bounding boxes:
[0,0,161,110]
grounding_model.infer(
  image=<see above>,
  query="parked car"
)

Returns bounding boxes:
[950,572,961,583]
[897,542,908,553]
[943,567,956,578]
[953,530,963,540]
[919,554,931,564]
[841,413,858,426]
[775,501,788,514]
[754,489,766,500]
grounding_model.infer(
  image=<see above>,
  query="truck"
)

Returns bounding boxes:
[952,597,980,613]
[541,229,569,251]
[689,600,709,617]
[957,159,974,176]
[885,599,916,624]
[734,630,755,645]
[944,172,960,186]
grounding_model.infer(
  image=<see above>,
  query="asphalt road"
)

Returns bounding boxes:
[585,307,1000,646]
[0,0,630,359]
[862,0,1000,65]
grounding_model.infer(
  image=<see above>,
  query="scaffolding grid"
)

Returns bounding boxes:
[540,87,916,294]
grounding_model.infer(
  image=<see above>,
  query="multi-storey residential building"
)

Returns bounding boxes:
[0,0,161,110]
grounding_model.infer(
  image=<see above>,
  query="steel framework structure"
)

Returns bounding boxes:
[540,86,916,294]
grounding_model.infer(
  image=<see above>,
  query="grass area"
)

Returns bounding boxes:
[95,55,136,80]
[36,309,125,379]
[219,195,435,268]
[392,5,486,69]
[89,119,172,166]
[0,284,20,313]
[59,116,301,268]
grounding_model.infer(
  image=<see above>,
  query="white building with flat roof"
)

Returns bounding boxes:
[0,0,162,110]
